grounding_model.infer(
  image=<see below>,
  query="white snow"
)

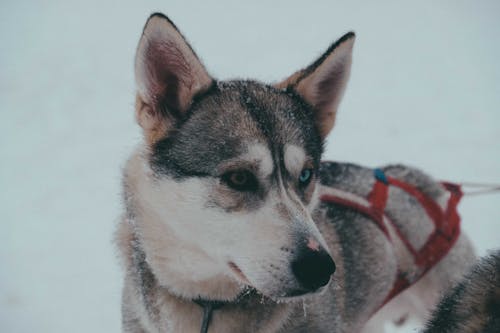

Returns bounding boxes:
[1,1,499,332]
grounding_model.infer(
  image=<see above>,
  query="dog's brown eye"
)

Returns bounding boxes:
[222,170,258,192]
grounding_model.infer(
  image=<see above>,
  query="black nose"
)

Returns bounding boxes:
[291,248,335,291]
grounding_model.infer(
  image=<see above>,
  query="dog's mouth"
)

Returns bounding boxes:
[228,261,330,302]
[228,261,250,284]
[274,283,330,303]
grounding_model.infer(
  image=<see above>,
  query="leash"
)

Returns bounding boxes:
[459,182,500,196]
[193,287,254,333]
[194,299,226,333]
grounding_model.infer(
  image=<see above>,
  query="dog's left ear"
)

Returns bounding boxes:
[276,32,355,140]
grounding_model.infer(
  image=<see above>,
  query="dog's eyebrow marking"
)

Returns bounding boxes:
[284,144,306,175]
[246,143,274,177]
[223,142,273,178]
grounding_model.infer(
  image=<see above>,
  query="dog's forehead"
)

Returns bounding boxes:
[199,80,320,147]
[151,80,322,178]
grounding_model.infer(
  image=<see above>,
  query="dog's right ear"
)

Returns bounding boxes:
[135,13,213,143]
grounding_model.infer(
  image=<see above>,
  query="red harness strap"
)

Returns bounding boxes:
[320,169,463,309]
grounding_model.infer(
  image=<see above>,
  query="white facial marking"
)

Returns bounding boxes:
[284,144,306,176]
[242,143,274,177]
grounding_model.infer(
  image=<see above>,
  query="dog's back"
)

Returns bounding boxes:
[423,249,500,333]
[316,161,476,331]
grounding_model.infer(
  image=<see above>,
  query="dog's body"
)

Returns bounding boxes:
[423,249,500,333]
[116,13,475,332]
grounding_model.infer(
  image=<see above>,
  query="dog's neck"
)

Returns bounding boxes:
[126,231,293,332]
[130,238,235,332]
[128,221,245,302]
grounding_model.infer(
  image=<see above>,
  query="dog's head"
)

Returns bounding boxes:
[132,13,354,299]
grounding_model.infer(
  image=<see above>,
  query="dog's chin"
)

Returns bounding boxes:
[229,280,327,304]
[265,284,330,304]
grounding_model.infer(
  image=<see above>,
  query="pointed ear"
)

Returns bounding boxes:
[276,32,355,140]
[134,13,213,143]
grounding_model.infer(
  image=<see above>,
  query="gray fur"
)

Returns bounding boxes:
[423,249,500,333]
[116,13,476,333]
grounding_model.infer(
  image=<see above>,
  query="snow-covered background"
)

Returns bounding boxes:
[1,1,499,332]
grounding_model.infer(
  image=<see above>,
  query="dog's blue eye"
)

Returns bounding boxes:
[299,169,313,185]
[222,170,258,192]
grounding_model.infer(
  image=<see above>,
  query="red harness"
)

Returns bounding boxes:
[320,169,463,309]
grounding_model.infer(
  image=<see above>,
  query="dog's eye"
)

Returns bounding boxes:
[298,168,313,186]
[222,170,258,192]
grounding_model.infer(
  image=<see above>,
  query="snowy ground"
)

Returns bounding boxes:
[1,1,499,332]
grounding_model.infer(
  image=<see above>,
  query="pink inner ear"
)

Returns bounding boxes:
[144,40,191,114]
[315,61,348,110]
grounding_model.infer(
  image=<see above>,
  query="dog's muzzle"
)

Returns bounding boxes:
[291,245,335,292]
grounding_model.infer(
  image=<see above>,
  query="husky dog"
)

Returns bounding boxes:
[423,249,500,333]
[115,13,475,332]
